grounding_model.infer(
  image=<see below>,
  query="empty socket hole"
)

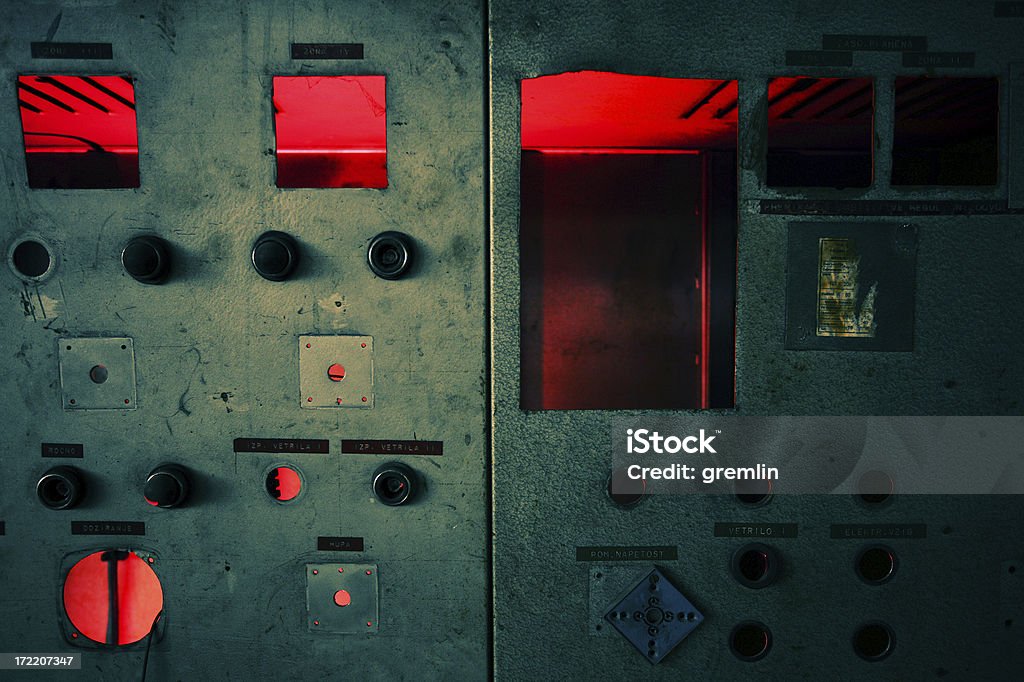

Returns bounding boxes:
[857,470,894,505]
[856,546,897,584]
[853,623,894,661]
[10,239,52,279]
[730,621,772,661]
[606,469,646,507]
[731,544,780,588]
[734,478,773,506]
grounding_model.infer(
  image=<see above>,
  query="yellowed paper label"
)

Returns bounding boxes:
[816,238,877,338]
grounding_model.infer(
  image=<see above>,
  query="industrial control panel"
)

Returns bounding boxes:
[2,1,1024,680]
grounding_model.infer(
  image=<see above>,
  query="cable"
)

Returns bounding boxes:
[139,606,162,675]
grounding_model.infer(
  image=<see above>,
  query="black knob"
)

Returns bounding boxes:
[145,464,190,508]
[372,462,418,506]
[367,231,414,280]
[252,231,299,281]
[37,466,85,510]
[121,236,171,284]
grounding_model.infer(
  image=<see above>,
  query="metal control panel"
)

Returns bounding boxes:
[0,1,486,679]
[2,1,1024,681]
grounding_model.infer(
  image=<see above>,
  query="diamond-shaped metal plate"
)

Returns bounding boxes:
[58,337,137,410]
[604,568,703,664]
[306,564,379,633]
[299,335,374,408]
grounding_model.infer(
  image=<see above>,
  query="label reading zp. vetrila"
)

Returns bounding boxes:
[817,238,877,337]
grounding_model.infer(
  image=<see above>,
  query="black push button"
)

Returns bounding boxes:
[252,231,300,281]
[145,464,190,508]
[121,236,171,284]
[367,231,414,280]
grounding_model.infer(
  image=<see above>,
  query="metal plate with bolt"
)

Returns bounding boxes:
[306,564,379,633]
[299,335,374,408]
[58,338,137,410]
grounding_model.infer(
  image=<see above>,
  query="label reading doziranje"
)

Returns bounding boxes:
[714,523,799,538]
[317,536,365,552]
[71,521,145,536]
[233,438,329,454]
[41,443,84,458]
[575,546,678,561]
[830,523,927,539]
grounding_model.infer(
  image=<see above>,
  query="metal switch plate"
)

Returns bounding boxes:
[604,567,703,664]
[306,563,379,633]
[299,335,374,408]
[58,337,137,410]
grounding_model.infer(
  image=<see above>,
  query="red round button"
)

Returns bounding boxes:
[327,363,346,382]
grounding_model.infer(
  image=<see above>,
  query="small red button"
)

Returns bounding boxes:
[334,590,352,607]
[327,363,346,382]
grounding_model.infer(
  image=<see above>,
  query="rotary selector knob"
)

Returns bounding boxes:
[145,464,190,508]
[372,462,419,506]
[121,236,171,284]
[252,231,300,281]
[367,231,414,280]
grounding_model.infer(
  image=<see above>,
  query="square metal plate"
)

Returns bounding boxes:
[58,337,137,410]
[299,335,374,408]
[785,222,917,351]
[603,567,703,664]
[306,563,379,633]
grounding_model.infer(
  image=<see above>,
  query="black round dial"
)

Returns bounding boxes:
[145,464,190,508]
[252,231,300,281]
[122,236,171,284]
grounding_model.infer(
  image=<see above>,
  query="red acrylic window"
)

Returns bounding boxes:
[17,74,139,189]
[520,72,737,411]
[273,76,387,188]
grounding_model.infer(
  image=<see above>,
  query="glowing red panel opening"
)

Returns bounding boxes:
[63,550,163,645]
[520,72,737,410]
[18,75,139,189]
[521,71,737,150]
[766,77,874,188]
[273,76,387,188]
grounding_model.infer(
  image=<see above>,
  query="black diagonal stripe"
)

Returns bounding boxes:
[17,81,75,112]
[778,79,848,119]
[680,80,731,119]
[35,76,109,112]
[18,99,42,113]
[80,76,136,110]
